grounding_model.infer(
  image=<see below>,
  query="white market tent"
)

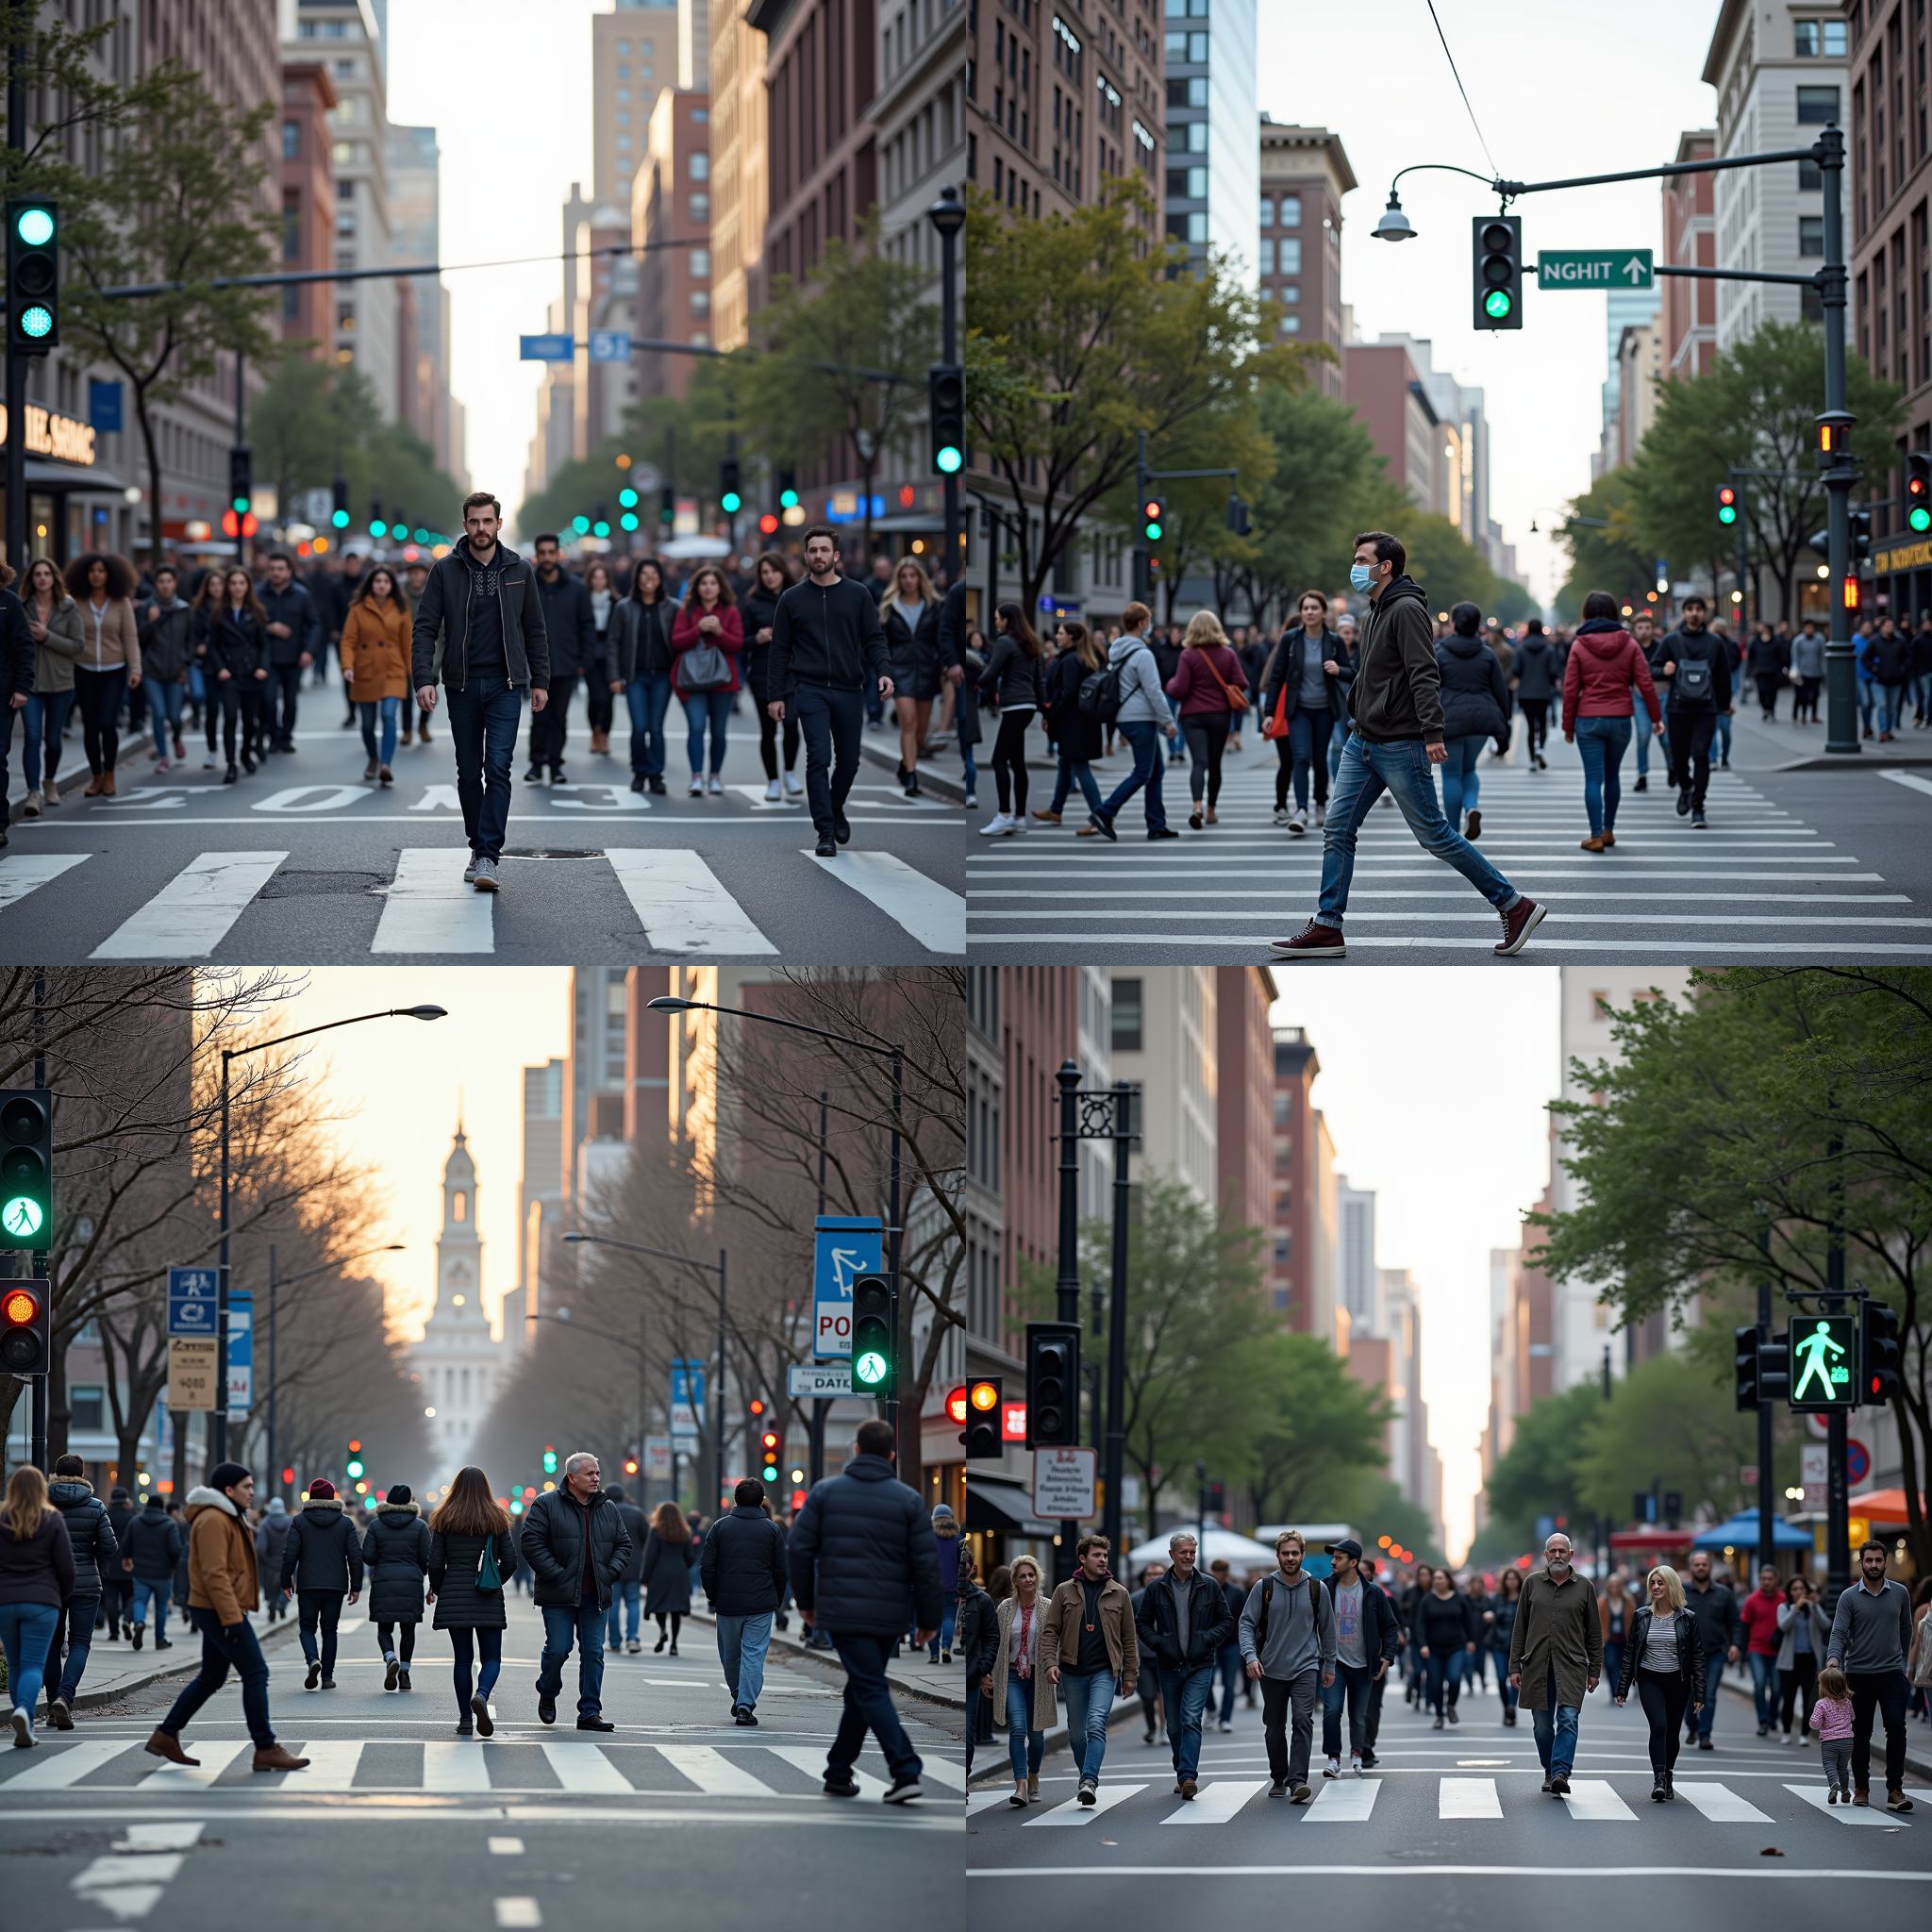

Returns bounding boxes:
[1125,1524,1277,1570]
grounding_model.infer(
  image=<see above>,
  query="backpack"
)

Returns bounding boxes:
[1078,658,1125,724]
[1253,1572,1326,1653]
[1672,649,1713,703]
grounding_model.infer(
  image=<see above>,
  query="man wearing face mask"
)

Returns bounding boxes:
[1273,532,1547,959]
[1507,1532,1602,1797]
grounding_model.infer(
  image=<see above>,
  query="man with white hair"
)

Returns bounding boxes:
[1507,1531,1602,1796]
[1134,1530,1235,1800]
[517,1450,633,1732]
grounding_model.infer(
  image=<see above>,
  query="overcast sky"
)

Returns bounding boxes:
[1267,967,1564,1560]
[1260,0,1728,604]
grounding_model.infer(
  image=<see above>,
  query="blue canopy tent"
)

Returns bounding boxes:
[1689,1511,1812,1551]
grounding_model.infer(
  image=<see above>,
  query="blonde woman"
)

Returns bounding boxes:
[1164,610,1248,830]
[0,1464,75,1747]
[881,556,941,797]
[1613,1563,1706,1801]
[986,1553,1051,1804]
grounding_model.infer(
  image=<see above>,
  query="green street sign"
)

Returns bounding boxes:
[1536,249,1654,291]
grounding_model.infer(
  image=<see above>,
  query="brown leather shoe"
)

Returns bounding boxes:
[1602,830,1616,847]
[1029,808,1061,824]
[1271,920,1346,959]
[145,1728,199,1767]
[83,774,104,797]
[100,770,116,797]
[1579,834,1607,852]
[252,1743,311,1772]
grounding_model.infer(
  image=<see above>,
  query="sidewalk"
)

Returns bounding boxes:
[1720,695,1932,772]
[68,1603,304,1713]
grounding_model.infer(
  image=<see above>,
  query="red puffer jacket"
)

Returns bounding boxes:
[1561,620,1660,735]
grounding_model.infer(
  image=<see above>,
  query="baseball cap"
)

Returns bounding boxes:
[1325,1537,1364,1561]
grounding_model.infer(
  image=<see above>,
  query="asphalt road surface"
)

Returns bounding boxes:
[0,1595,962,1932]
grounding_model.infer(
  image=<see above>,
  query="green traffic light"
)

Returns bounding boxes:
[232,495,248,513]
[1912,507,1931,533]
[331,509,350,529]
[345,1457,364,1478]
[14,207,54,247]
[935,446,963,475]
[618,488,638,508]
[572,514,591,534]
[370,520,387,537]
[592,520,610,538]
[19,304,53,340]
[1144,520,1163,541]
[721,491,741,514]
[620,511,639,531]
[779,489,800,509]
[1,1195,43,1240]
[1718,506,1737,525]
[854,1349,889,1388]
[1483,289,1513,320]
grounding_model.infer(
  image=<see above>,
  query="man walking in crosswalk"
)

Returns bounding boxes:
[1507,1532,1601,1797]
[1238,1529,1335,1803]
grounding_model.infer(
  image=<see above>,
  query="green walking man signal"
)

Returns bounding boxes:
[1789,1314,1858,1408]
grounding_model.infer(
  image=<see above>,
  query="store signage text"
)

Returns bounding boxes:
[0,403,99,467]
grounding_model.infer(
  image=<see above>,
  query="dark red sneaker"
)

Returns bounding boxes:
[1271,920,1346,958]
[1494,897,1548,957]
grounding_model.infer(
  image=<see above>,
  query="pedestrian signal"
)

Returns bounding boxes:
[1472,214,1522,331]
[8,200,58,352]
[659,485,675,529]
[1788,1314,1858,1409]
[0,1280,48,1376]
[1716,485,1739,526]
[1024,1321,1080,1447]
[851,1274,896,1398]
[1908,454,1932,533]
[964,1377,1002,1459]
[1864,1301,1903,1403]
[0,1088,53,1252]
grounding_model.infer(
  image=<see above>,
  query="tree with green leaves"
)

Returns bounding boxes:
[1554,468,1662,619]
[1477,1379,1601,1558]
[1335,1474,1445,1571]
[1237,1330,1392,1530]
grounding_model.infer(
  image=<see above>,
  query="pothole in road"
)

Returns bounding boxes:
[257,870,389,899]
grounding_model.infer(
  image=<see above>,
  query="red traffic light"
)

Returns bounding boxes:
[1843,573,1862,611]
[748,1398,765,1416]
[2,1285,39,1326]
[347,1440,362,1454]
[624,1457,639,1474]
[758,513,779,535]
[281,1467,295,1487]
[1717,486,1737,506]
[219,508,259,539]
[1911,474,1928,500]
[945,1384,969,1424]
[760,1431,780,1455]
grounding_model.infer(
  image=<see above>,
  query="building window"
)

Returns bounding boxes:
[1260,194,1275,226]
[1167,210,1208,244]
[1166,75,1208,108]
[70,1385,105,1433]
[1280,283,1300,304]
[1796,85,1841,124]
[689,192,708,220]
[281,119,300,159]
[617,62,629,78]
[690,152,709,181]
[1793,18,1847,57]
[1258,237,1274,275]
[1799,213,1825,256]
[617,134,631,149]
[1281,314,1302,334]
[337,307,356,332]
[691,289,709,314]
[1799,158,1822,191]
[1112,977,1143,1053]
[1280,194,1301,226]
[616,110,630,125]
[1280,238,1302,274]
[691,248,710,277]
[1166,165,1207,201]
[617,87,630,103]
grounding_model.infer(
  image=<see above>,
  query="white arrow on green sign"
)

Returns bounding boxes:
[1536,249,1654,291]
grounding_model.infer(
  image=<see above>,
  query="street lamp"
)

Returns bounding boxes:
[217,1005,444,1462]
[1367,164,1496,244]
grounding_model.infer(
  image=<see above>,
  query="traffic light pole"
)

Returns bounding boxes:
[1824,1131,1852,1607]
[1757,1232,1775,1581]
[5,5,27,575]
[1103,1085,1133,1558]
[1132,429,1238,608]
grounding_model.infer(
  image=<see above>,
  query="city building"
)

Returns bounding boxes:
[707,0,769,351]
[632,90,714,401]
[1612,318,1664,471]
[874,0,968,306]
[1257,117,1354,391]
[1163,0,1258,275]
[1374,335,1496,560]
[1703,0,1840,352]
[1336,1180,1380,1340]
[1663,130,1720,378]
[1213,966,1275,1239]
[1109,969,1218,1207]
[1342,339,1441,516]
[593,0,680,208]
[503,1058,566,1351]
[278,61,339,357]
[1266,1027,1338,1343]
[1475,1242,1522,1531]
[386,125,463,481]
[1594,287,1661,475]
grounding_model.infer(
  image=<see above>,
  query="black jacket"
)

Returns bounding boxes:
[769,574,891,694]
[981,630,1046,711]
[46,1477,118,1598]
[1511,635,1558,703]
[1349,577,1444,742]
[1684,1579,1740,1658]
[534,566,599,679]
[958,1581,998,1686]
[518,1485,633,1610]
[1745,631,1790,679]
[1614,1603,1707,1699]
[1332,1573,1403,1665]
[137,598,196,683]
[256,578,323,668]
[123,1500,184,1583]
[608,1499,648,1584]
[1434,634,1510,741]
[411,540,550,693]
[614,594,675,683]
[881,595,942,697]
[788,1453,944,1638]
[1258,626,1353,724]
[641,1526,698,1614]
[1415,1588,1483,1654]
[1135,1566,1237,1671]
[359,1502,432,1622]
[0,587,35,699]
[1044,650,1105,762]
[1659,627,1732,713]
[741,586,785,702]
[698,1504,790,1616]
[208,608,269,681]
[280,1497,366,1594]
[428,1523,519,1630]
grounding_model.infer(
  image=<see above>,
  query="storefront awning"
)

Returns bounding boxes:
[965,1474,1058,1539]
[15,458,129,494]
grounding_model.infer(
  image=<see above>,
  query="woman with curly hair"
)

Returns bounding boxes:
[63,551,141,796]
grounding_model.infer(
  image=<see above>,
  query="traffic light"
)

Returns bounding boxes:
[344,1440,364,1479]
[1142,494,1166,542]
[759,1427,782,1485]
[777,468,800,511]
[228,446,252,518]
[0,1279,49,1377]
[1716,484,1739,527]
[0,1089,53,1252]
[1907,454,1932,534]
[1734,1324,1762,1410]
[929,362,965,475]
[592,503,610,539]
[1024,1321,1080,1447]
[850,1274,896,1399]
[719,457,742,516]
[1206,1479,1226,1519]
[1760,1329,1790,1404]
[1472,214,1522,330]
[1851,508,1874,564]
[281,1467,295,1491]
[758,512,779,536]
[331,476,350,530]
[8,200,58,353]
[1788,1314,1857,1408]
[369,497,386,539]
[1225,493,1252,537]
[542,1443,558,1474]
[964,1377,1002,1458]
[624,1456,639,1475]
[659,484,675,529]
[1862,1300,1903,1404]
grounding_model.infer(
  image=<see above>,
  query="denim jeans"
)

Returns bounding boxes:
[1322,1658,1375,1757]
[358,696,400,766]
[1880,681,1907,733]
[1603,1640,1624,1700]
[625,673,673,778]
[147,677,185,757]
[1713,707,1734,759]
[716,1610,774,1710]
[1006,1672,1045,1779]
[132,1575,171,1643]
[1050,749,1105,816]
[444,674,525,860]
[448,1624,503,1719]
[926,1599,958,1661]
[21,688,76,791]
[793,682,864,839]
[1631,686,1652,774]
[1532,1696,1581,1778]
[1059,1666,1116,1783]
[1099,718,1166,830]
[1695,1650,1726,1740]
[267,660,304,746]
[538,1598,608,1717]
[1289,705,1334,811]
[1158,1661,1216,1781]
[1491,1646,1517,1713]
[1424,1647,1466,1716]
[1574,713,1633,836]
[1217,1642,1243,1724]
[1438,731,1486,827]
[159,1605,275,1748]
[44,1593,100,1703]
[680,686,734,775]
[297,1588,343,1677]
[828,1629,921,1782]
[1319,731,1522,924]
[1748,1649,1778,1728]
[606,1579,641,1649]
[0,1601,59,1727]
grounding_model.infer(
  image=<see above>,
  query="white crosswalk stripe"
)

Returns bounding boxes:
[655,1743,778,1798]
[1024,1782,1149,1824]
[1161,1778,1268,1824]
[92,850,289,958]
[1786,1782,1902,1823]
[137,1739,254,1789]
[1439,1775,1504,1818]
[540,1740,635,1794]
[810,848,967,955]
[604,847,778,955]
[372,848,494,953]
[0,1740,129,1790]
[0,851,88,908]
[1672,1780,1774,1822]
[1559,1776,1640,1819]
[420,1740,496,1792]
[764,1742,891,1800]
[285,1740,364,1790]
[1304,1775,1382,1821]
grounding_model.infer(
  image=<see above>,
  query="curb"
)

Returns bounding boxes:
[71,1607,304,1712]
[1774,753,1932,772]
[679,1607,968,1714]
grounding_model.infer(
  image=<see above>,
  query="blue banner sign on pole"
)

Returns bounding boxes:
[226,1291,253,1419]
[519,332,575,362]
[88,378,124,434]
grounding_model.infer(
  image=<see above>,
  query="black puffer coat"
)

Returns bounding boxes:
[46,1477,118,1598]
[641,1526,698,1615]
[698,1505,789,1616]
[279,1496,366,1594]
[787,1453,944,1638]
[1434,633,1510,741]
[518,1485,633,1610]
[428,1523,520,1631]
[608,1497,648,1585]
[123,1499,184,1582]
[360,1502,432,1621]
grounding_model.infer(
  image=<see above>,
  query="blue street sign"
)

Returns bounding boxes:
[813,1216,883,1303]
[227,1291,253,1419]
[168,1266,220,1338]
[670,1358,707,1441]
[589,328,632,363]
[88,378,123,434]
[519,332,575,362]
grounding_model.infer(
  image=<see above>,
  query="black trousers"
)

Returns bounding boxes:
[1635,1666,1689,1775]
[268,660,304,745]
[376,1619,417,1664]
[1363,1661,1388,1750]
[1666,708,1717,808]
[216,679,267,765]
[1183,710,1231,807]
[585,674,613,738]
[758,705,801,779]
[1519,697,1549,755]
[297,1587,344,1677]
[531,673,577,771]
[991,708,1032,815]
[1848,1667,1909,1790]
[1754,671,1782,719]
[793,683,864,839]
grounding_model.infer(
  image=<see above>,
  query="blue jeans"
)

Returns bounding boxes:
[1713,707,1734,759]
[1050,749,1105,816]
[1319,732,1522,924]
[1533,1696,1581,1779]
[716,1610,774,1710]
[606,1580,641,1649]
[1158,1661,1216,1781]
[44,1594,99,1704]
[444,674,525,860]
[1059,1666,1117,1783]
[358,696,400,766]
[1424,1647,1465,1716]
[448,1624,503,1719]
[1217,1642,1243,1724]
[793,682,864,839]
[1438,731,1486,826]
[1631,688,1652,774]
[1006,1672,1045,1779]
[1574,713,1633,836]
[828,1629,921,1782]
[21,688,76,790]
[159,1606,275,1748]
[1695,1650,1726,1740]
[147,677,185,757]
[1603,1640,1624,1700]
[1328,718,1345,783]
[1880,681,1907,733]
[1099,718,1166,830]
[680,686,733,774]
[1491,1646,1517,1713]
[1749,1649,1777,1728]
[625,673,673,778]
[0,1601,59,1727]
[537,1598,608,1718]
[133,1575,171,1642]
[1289,705,1334,812]
[927,1599,958,1661]
[1322,1658,1375,1757]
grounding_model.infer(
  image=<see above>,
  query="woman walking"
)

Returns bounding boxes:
[670,563,742,795]
[882,557,942,797]
[956,625,987,809]
[427,1465,518,1737]
[18,558,82,816]
[1598,1568,1638,1699]
[1165,610,1248,830]
[929,1504,961,1662]
[582,558,617,756]
[0,1465,75,1747]
[1613,1564,1705,1801]
[1561,591,1661,852]
[741,551,802,802]
[612,556,676,795]
[361,1484,431,1692]
[136,565,193,774]
[1032,620,1107,825]
[341,563,410,786]
[1791,622,1826,724]
[641,1501,698,1654]
[1511,621,1557,770]
[1483,1566,1524,1724]
[987,1553,1051,1806]
[1415,1567,1481,1726]
[1258,591,1350,834]
[978,601,1046,837]
[208,567,273,783]
[1745,622,1789,721]
[63,551,141,798]
[1435,602,1510,841]
[190,569,226,767]
[1776,1573,1829,1743]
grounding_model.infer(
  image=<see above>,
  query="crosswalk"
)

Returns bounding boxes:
[0,842,965,958]
[967,755,1932,958]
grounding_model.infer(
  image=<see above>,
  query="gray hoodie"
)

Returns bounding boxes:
[1108,634,1174,730]
[1238,1565,1336,1680]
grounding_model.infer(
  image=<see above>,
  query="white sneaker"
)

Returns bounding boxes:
[978,812,1014,837]
[708,774,724,795]
[1324,1756,1341,1778]
[764,778,782,802]
[1273,806,1290,826]
[1288,811,1307,836]
[1350,1752,1363,1776]
[783,771,804,798]
[42,775,58,808]
[203,756,219,771]
[962,790,977,809]
[687,775,705,796]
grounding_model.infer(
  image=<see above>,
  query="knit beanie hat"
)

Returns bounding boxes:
[931,1502,956,1523]
[207,1461,252,1495]
[386,1484,411,1506]
[306,1477,336,1501]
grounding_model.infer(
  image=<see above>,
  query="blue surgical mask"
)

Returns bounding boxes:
[1349,563,1374,594]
